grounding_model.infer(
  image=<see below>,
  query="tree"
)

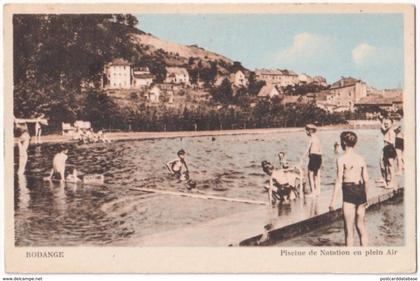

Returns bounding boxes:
[13,14,140,128]
[248,72,266,96]
[211,78,233,103]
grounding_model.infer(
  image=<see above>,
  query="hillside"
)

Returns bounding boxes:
[129,32,246,77]
[131,33,233,64]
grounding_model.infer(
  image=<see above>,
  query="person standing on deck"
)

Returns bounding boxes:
[394,124,404,175]
[301,124,322,196]
[379,116,397,188]
[329,131,369,247]
[17,126,30,175]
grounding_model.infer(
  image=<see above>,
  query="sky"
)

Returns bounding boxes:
[136,14,404,89]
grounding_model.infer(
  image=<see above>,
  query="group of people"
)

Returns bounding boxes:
[15,114,404,247]
[73,128,110,144]
[260,118,404,247]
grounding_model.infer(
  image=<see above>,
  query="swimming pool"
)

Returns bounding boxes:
[14,128,402,246]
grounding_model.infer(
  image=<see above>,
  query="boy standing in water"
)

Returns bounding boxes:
[380,117,397,188]
[47,147,69,181]
[302,124,322,195]
[329,131,369,246]
[17,126,31,175]
[166,149,189,181]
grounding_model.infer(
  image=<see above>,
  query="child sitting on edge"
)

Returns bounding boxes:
[329,131,369,247]
[261,160,293,206]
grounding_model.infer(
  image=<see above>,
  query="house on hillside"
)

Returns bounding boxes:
[298,73,313,84]
[355,91,403,113]
[257,84,281,99]
[328,77,367,111]
[255,69,299,87]
[148,85,161,103]
[165,67,190,85]
[104,58,131,89]
[132,67,154,88]
[230,70,248,88]
[312,76,327,86]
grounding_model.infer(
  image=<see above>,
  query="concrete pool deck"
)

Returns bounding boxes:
[15,122,380,145]
[127,177,403,247]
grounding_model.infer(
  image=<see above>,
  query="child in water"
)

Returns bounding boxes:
[166,149,190,181]
[66,167,82,183]
[380,117,397,188]
[261,160,292,206]
[329,131,369,246]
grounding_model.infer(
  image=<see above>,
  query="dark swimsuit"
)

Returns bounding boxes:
[383,144,397,160]
[308,154,322,173]
[395,137,404,151]
[342,182,367,206]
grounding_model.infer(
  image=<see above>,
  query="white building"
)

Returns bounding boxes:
[132,67,154,88]
[165,67,190,85]
[105,58,131,89]
[230,70,248,88]
[148,85,161,103]
[255,69,299,87]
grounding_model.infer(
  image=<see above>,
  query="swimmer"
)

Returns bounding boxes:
[334,141,340,154]
[329,131,369,246]
[66,167,82,183]
[166,149,189,181]
[47,147,69,181]
[261,160,292,206]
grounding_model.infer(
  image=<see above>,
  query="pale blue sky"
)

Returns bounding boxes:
[136,14,404,89]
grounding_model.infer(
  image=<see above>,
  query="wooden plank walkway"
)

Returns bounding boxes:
[130,187,268,205]
[122,177,403,247]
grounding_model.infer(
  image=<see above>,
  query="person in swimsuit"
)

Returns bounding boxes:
[261,161,292,206]
[302,124,322,195]
[329,131,369,246]
[380,117,397,188]
[166,149,189,181]
[394,124,404,175]
[17,126,31,175]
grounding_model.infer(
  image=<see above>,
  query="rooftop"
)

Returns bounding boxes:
[257,84,280,97]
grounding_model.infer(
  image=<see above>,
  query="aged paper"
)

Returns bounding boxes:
[4,3,416,273]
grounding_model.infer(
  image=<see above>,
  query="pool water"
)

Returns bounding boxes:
[275,195,404,246]
[14,129,403,246]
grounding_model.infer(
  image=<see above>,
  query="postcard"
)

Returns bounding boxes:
[4,3,416,273]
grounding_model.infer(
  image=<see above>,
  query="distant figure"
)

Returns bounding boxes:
[379,117,397,188]
[394,125,404,175]
[166,149,189,181]
[34,114,48,144]
[261,160,292,206]
[17,126,31,175]
[277,152,288,168]
[211,137,216,141]
[302,124,322,195]
[47,147,69,181]
[329,131,369,247]
[334,141,340,154]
